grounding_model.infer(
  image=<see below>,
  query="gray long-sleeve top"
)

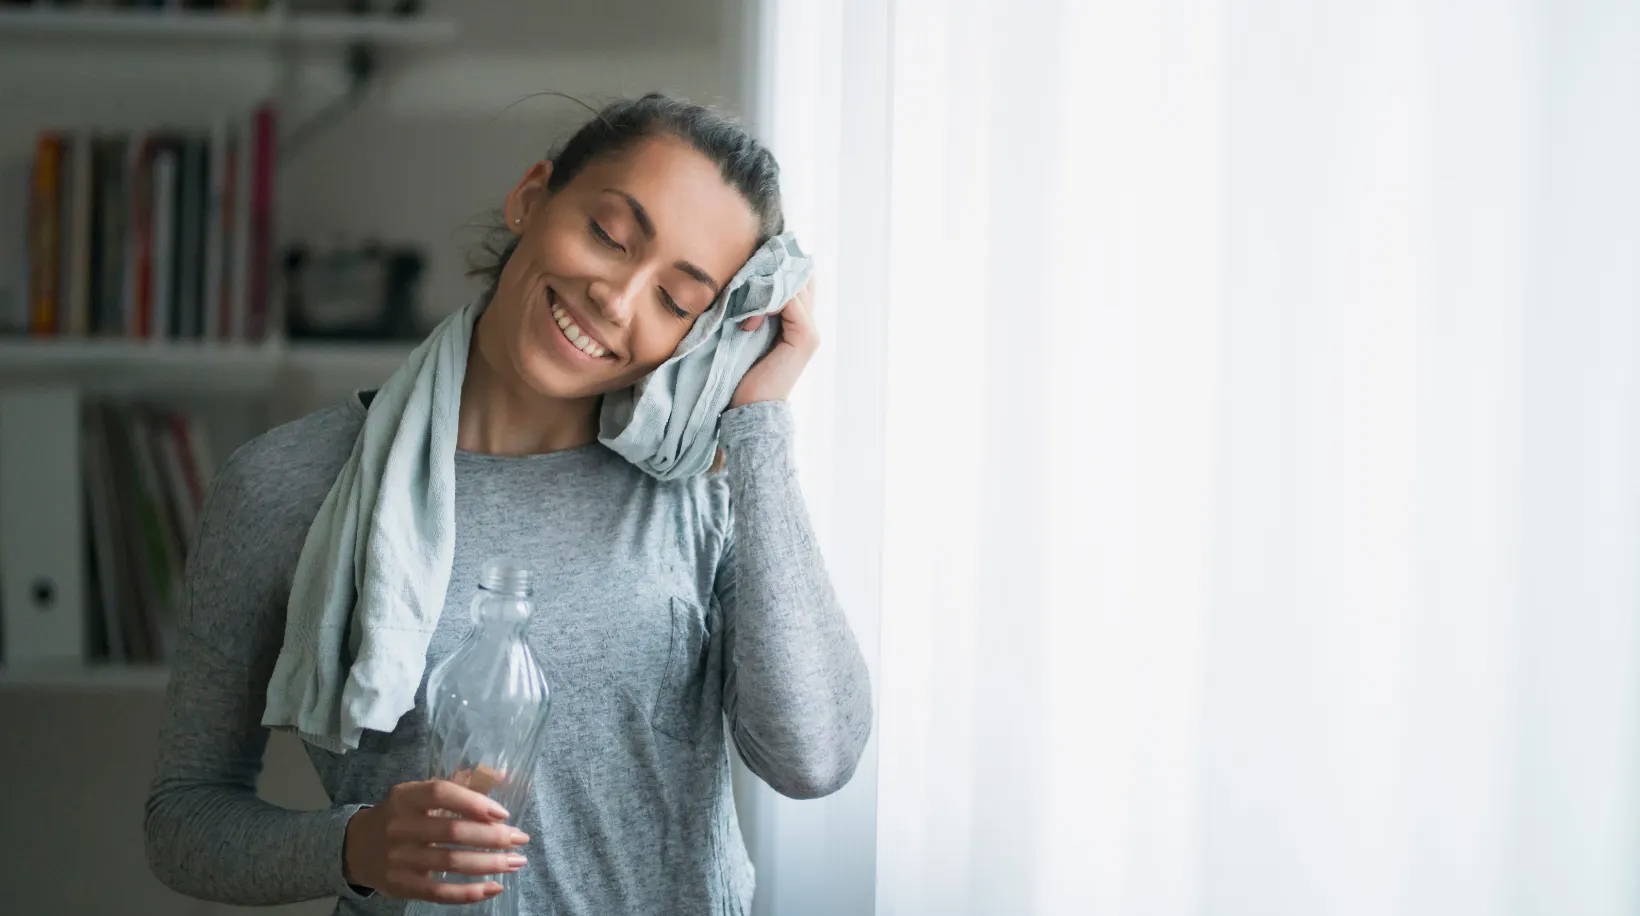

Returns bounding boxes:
[143,391,873,915]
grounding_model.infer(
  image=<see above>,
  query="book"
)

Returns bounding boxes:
[152,414,198,547]
[219,118,241,341]
[229,112,251,341]
[175,136,207,340]
[124,131,149,338]
[247,103,277,341]
[138,407,187,569]
[80,406,129,663]
[100,408,155,659]
[92,134,129,337]
[0,153,28,334]
[64,132,94,336]
[180,411,215,497]
[149,139,178,343]
[203,116,228,341]
[130,408,182,659]
[27,132,63,336]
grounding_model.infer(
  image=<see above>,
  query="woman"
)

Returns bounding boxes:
[144,93,873,915]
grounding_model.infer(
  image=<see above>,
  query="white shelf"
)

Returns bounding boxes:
[0,8,458,47]
[0,661,169,691]
[0,337,286,394]
[0,336,415,395]
[0,336,285,371]
[286,338,418,380]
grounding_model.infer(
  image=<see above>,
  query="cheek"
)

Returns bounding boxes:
[619,319,685,376]
[498,248,554,311]
[521,218,595,281]
[636,317,694,365]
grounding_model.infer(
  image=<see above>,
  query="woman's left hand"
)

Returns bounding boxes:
[729,276,818,408]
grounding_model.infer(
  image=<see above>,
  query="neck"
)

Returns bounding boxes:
[458,315,600,457]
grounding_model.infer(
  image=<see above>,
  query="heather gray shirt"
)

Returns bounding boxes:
[144,391,872,915]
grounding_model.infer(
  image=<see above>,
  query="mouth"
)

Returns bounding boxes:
[545,286,617,362]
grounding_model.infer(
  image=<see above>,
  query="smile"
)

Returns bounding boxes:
[547,287,615,360]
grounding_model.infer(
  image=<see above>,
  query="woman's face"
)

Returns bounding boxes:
[482,135,763,399]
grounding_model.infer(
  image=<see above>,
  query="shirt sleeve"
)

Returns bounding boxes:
[713,400,874,799]
[143,447,378,905]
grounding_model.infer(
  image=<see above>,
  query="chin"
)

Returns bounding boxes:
[514,334,586,398]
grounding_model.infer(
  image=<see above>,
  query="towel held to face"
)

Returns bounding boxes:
[259,232,814,753]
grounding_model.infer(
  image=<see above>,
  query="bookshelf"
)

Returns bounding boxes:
[0,7,458,47]
[0,336,412,686]
[0,6,445,690]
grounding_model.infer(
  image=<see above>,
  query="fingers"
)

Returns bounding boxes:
[776,278,819,351]
[394,874,505,905]
[401,779,509,822]
[364,779,533,903]
[391,845,527,878]
[741,277,816,335]
[389,813,529,850]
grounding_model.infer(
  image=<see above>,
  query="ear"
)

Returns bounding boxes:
[504,159,555,235]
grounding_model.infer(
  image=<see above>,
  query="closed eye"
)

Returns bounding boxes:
[588,218,624,252]
[659,287,689,320]
[590,217,687,319]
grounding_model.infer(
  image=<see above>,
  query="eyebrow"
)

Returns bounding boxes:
[601,188,723,297]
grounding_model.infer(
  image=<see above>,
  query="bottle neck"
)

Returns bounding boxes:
[471,585,534,632]
[475,614,529,637]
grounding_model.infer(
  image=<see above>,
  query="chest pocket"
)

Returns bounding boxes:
[651,595,711,743]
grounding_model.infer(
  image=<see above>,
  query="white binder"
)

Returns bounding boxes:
[0,387,86,664]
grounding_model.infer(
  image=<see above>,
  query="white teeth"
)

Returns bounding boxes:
[550,304,609,358]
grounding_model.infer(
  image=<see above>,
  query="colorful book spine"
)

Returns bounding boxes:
[15,103,280,343]
[27,133,63,336]
[246,103,277,342]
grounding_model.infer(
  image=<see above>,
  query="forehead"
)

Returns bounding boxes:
[573,135,761,281]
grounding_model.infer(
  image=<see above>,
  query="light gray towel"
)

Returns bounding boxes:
[260,231,813,753]
[601,231,813,479]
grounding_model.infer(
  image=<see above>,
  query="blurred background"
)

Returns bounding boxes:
[3,0,1639,915]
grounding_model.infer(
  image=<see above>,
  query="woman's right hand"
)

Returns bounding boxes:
[343,779,531,903]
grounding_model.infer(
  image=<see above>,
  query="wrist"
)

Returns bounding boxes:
[342,804,378,890]
[720,399,796,451]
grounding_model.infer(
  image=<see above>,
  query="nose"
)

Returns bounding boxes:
[586,269,646,327]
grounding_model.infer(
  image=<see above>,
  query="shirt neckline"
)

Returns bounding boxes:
[347,388,612,466]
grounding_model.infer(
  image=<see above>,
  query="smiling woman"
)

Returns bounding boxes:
[461,96,786,457]
[143,92,870,916]
[483,137,763,393]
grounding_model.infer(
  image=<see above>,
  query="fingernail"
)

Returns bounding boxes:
[488,882,504,895]
[511,829,530,844]
[489,805,509,820]
[506,854,527,869]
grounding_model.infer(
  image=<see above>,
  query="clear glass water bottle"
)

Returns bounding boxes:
[405,559,553,916]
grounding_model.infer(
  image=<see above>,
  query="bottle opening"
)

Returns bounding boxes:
[479,559,535,597]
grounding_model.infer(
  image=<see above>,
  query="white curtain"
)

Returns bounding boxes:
[749,0,1640,914]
